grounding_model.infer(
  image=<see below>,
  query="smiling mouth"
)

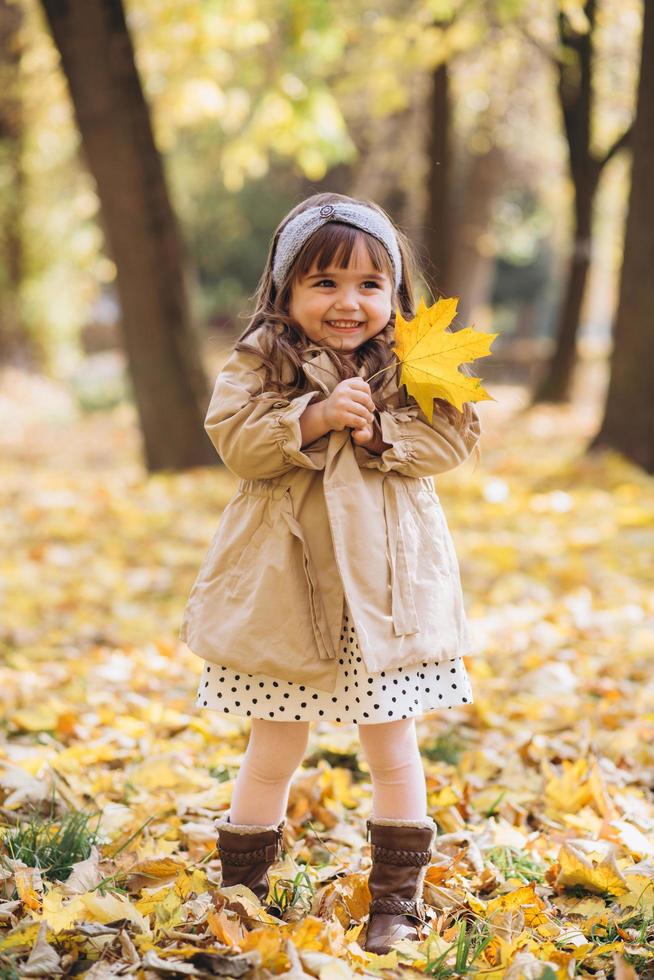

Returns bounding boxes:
[325,320,366,330]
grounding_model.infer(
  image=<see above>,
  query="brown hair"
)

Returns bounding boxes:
[234,191,480,440]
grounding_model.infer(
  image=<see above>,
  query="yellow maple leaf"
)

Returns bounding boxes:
[174,867,208,900]
[207,907,246,945]
[556,841,629,897]
[129,856,184,879]
[80,890,151,932]
[0,924,41,953]
[14,868,42,912]
[392,296,498,418]
[614,873,654,916]
[544,757,592,815]
[28,889,86,933]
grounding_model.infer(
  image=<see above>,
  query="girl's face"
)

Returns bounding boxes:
[288,239,394,351]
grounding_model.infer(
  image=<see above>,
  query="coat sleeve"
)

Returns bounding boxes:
[204,347,329,480]
[352,398,481,478]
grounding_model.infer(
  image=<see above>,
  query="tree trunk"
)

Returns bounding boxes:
[531,167,599,401]
[349,104,420,230]
[532,0,634,405]
[531,0,598,403]
[0,0,39,369]
[589,0,654,472]
[424,61,451,294]
[39,0,216,472]
[299,161,353,200]
[446,143,506,326]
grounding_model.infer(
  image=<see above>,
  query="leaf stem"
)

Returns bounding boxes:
[365,361,400,385]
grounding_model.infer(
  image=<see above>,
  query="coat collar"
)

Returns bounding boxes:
[300,347,367,397]
[244,325,395,399]
[300,344,401,400]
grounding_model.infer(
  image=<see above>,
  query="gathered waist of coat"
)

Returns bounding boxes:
[238,474,439,500]
[237,477,290,500]
[238,470,438,499]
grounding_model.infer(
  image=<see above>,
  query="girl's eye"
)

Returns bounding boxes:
[313,279,380,288]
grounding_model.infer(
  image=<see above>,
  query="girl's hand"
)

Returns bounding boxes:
[322,378,376,433]
[351,421,375,445]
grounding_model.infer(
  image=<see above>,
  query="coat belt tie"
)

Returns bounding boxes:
[382,477,420,636]
[279,496,335,661]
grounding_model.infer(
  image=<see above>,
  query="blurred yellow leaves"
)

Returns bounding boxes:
[27,887,149,934]
[544,757,623,834]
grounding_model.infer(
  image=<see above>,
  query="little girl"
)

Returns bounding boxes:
[179,192,481,954]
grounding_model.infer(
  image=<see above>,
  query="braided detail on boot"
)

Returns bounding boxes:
[218,842,280,864]
[369,897,426,919]
[371,844,431,866]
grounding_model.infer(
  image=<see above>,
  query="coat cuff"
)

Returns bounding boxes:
[352,408,417,471]
[269,389,325,469]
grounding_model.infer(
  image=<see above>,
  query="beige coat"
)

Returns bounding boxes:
[179,328,481,693]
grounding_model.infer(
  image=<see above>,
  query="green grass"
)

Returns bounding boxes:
[1,797,103,888]
[0,957,21,980]
[303,749,368,782]
[423,917,494,977]
[267,868,315,918]
[486,845,546,884]
[421,729,469,765]
[588,909,654,974]
[208,764,234,782]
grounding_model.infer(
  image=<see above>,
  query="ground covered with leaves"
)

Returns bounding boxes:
[0,364,653,979]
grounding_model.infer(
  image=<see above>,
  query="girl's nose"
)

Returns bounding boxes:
[333,290,360,311]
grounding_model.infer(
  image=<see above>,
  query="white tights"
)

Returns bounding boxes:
[229,717,427,825]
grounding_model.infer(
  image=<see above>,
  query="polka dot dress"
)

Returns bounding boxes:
[196,598,473,724]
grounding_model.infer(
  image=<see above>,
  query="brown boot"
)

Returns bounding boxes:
[362,815,436,955]
[215,809,286,906]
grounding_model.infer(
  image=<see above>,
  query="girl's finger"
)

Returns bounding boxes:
[350,390,376,414]
[347,400,375,422]
[352,422,372,441]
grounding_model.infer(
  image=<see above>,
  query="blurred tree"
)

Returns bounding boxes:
[0,0,36,367]
[16,0,362,359]
[421,4,501,305]
[350,2,546,322]
[38,0,215,472]
[422,4,534,322]
[399,0,639,381]
[489,187,555,341]
[425,54,450,290]
[590,0,653,471]
[530,0,633,404]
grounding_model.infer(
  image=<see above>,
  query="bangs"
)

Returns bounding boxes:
[288,222,394,285]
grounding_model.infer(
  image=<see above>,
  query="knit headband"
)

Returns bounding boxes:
[272,202,403,291]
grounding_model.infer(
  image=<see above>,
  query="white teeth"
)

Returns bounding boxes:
[328,321,363,327]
